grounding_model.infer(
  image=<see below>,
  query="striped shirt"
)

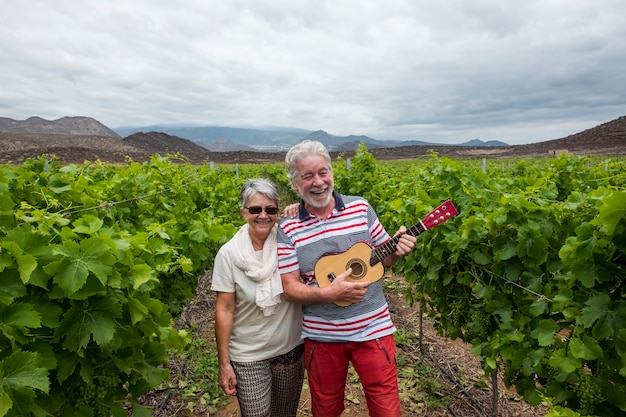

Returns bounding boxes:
[277,191,396,342]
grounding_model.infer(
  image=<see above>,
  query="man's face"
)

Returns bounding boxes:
[293,154,334,209]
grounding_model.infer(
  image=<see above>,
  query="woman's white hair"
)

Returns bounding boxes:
[240,178,280,208]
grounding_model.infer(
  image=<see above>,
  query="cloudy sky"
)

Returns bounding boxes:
[2,0,625,144]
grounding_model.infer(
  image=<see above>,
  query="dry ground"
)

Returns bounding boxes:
[140,272,549,417]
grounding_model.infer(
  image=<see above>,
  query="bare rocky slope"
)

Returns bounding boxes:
[0,116,120,137]
[1,115,625,165]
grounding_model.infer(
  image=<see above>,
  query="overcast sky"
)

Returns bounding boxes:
[2,0,625,144]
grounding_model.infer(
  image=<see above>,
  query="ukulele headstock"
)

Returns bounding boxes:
[421,200,458,230]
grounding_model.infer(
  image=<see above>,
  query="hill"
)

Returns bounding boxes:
[0,115,625,165]
[122,132,211,156]
[114,124,309,151]
[0,116,120,137]
[501,115,626,157]
[115,124,508,152]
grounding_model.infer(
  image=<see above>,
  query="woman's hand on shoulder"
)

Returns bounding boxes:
[282,203,299,218]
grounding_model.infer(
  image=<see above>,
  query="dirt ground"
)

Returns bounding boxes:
[140,272,549,417]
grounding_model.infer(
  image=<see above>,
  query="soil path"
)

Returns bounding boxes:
[142,272,549,417]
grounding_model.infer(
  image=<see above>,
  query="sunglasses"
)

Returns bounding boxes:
[245,206,279,215]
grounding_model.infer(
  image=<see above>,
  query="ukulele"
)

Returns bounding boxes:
[315,200,459,306]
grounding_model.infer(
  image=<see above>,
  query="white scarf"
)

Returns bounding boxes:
[231,223,283,316]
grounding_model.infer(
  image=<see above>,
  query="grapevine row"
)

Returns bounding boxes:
[339,145,626,416]
[2,149,625,416]
[0,155,289,417]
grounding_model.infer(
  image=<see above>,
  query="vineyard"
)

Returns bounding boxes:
[1,147,625,416]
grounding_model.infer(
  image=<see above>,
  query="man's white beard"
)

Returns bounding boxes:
[301,185,333,209]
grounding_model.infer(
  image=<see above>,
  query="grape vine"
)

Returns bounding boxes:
[1,149,625,416]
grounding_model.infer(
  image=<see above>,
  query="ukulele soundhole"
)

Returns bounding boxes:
[347,259,366,280]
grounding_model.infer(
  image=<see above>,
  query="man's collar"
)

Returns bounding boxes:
[298,190,344,220]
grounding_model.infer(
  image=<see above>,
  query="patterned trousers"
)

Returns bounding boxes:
[231,344,305,417]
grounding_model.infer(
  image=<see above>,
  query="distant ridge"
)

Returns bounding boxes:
[0,114,624,165]
[536,115,626,148]
[502,115,626,157]
[0,116,120,137]
[114,125,508,151]
[114,124,308,151]
[123,131,211,156]
[461,139,509,147]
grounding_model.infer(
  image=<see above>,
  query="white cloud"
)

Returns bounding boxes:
[1,0,625,144]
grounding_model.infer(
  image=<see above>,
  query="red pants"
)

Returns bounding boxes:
[304,334,401,417]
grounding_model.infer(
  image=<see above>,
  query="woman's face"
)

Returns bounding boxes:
[241,192,278,240]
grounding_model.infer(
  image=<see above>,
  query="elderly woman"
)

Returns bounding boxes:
[212,178,304,417]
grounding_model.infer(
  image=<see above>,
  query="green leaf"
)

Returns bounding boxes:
[72,214,104,235]
[1,241,37,284]
[0,391,11,417]
[494,235,517,260]
[188,220,209,242]
[549,349,582,373]
[0,351,50,416]
[592,190,626,234]
[55,297,122,350]
[131,264,157,290]
[0,252,10,273]
[473,282,496,299]
[0,303,41,345]
[55,351,79,384]
[572,223,597,258]
[530,319,559,346]
[387,198,404,211]
[46,242,88,295]
[516,225,549,264]
[569,336,604,360]
[67,275,108,300]
[0,271,26,305]
[529,299,548,317]
[471,248,491,265]
[0,351,50,391]
[47,173,73,194]
[578,294,610,328]
[49,237,114,295]
[128,295,149,325]
[592,301,626,339]
[130,400,156,417]
[207,222,228,242]
[0,303,41,329]
[573,259,600,288]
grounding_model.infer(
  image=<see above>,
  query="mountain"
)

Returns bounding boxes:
[0,116,120,137]
[1,114,625,165]
[122,132,212,157]
[114,125,309,151]
[0,123,212,164]
[502,115,626,157]
[203,138,258,152]
[302,129,446,151]
[459,139,509,147]
[113,125,502,151]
